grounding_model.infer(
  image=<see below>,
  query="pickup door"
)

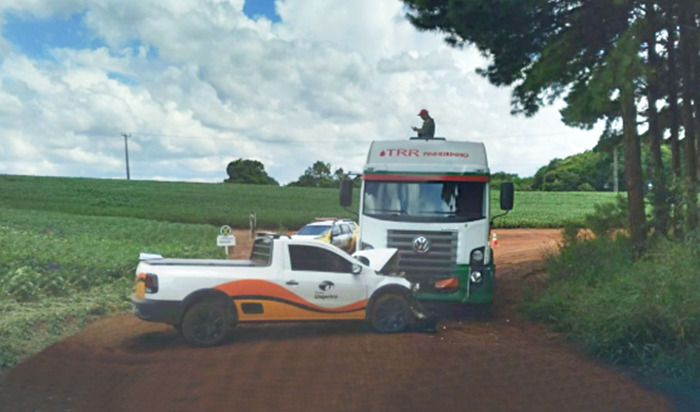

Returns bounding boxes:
[282,244,368,320]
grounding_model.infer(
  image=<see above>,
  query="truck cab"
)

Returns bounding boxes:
[341,139,513,305]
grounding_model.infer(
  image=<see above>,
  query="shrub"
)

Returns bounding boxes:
[522,233,700,385]
[583,195,628,238]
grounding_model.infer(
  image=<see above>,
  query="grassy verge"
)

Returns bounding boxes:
[0,280,131,368]
[0,208,225,370]
[520,233,700,391]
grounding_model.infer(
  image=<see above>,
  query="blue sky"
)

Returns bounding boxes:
[3,12,100,58]
[0,0,601,183]
[243,0,280,22]
[3,1,280,59]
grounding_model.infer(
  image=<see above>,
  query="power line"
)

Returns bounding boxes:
[117,130,597,143]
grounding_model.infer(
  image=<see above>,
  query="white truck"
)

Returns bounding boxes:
[340,138,513,305]
[132,234,432,347]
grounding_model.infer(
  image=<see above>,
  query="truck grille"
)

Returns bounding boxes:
[387,230,457,284]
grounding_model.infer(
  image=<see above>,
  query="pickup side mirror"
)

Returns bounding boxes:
[356,256,370,266]
[500,182,514,211]
[352,264,362,275]
[340,179,353,207]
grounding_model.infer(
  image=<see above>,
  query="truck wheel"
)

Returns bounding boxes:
[181,300,232,347]
[370,293,410,333]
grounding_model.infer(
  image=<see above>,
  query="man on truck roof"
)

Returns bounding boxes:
[412,108,435,139]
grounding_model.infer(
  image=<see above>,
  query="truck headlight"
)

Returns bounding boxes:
[469,271,483,283]
[470,248,484,265]
[411,282,420,293]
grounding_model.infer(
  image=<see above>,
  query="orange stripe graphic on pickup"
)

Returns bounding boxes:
[235,300,366,322]
[213,279,367,313]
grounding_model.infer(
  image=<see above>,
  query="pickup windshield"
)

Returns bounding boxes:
[363,181,485,222]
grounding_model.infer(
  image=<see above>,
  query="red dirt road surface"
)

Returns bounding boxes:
[0,229,672,411]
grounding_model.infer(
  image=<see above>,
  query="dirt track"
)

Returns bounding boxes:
[0,229,673,411]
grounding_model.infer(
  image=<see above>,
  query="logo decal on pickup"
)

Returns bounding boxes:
[315,281,338,300]
[314,292,339,300]
[318,281,335,291]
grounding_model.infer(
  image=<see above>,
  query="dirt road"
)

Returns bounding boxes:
[0,229,672,411]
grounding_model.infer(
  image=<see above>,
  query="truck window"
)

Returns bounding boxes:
[289,245,353,273]
[250,237,273,266]
[363,181,485,222]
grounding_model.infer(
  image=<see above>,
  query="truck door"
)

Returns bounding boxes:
[284,244,367,319]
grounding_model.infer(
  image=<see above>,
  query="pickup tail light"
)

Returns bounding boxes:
[144,273,159,294]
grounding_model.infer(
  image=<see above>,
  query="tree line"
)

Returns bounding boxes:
[224,159,352,188]
[402,0,700,252]
[226,140,671,193]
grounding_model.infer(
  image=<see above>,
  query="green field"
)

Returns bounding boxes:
[0,208,224,368]
[0,174,620,370]
[0,174,620,229]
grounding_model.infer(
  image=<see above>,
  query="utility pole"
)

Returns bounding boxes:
[613,145,619,192]
[121,132,131,180]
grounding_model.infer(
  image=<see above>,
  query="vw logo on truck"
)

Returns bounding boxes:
[412,236,431,254]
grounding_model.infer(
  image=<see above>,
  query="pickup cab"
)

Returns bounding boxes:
[132,234,430,347]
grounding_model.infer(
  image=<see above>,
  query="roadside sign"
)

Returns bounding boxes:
[217,235,236,247]
[218,225,236,258]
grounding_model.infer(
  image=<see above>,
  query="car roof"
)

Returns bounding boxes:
[302,220,335,227]
[303,219,356,226]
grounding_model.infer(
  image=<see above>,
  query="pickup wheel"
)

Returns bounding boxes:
[370,293,410,333]
[181,300,232,347]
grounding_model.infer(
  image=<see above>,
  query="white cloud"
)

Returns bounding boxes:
[0,0,601,185]
[0,90,22,115]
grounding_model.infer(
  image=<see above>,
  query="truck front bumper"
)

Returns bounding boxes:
[131,295,183,325]
[416,264,496,304]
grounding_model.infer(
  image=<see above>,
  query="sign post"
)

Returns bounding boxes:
[249,212,257,239]
[217,225,236,258]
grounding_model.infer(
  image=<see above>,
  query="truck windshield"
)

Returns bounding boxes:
[363,181,485,222]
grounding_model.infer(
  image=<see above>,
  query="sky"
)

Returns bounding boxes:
[0,0,602,185]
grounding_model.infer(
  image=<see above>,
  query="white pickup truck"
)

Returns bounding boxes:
[132,234,433,347]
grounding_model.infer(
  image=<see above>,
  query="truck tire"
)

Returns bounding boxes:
[370,293,410,333]
[181,300,232,347]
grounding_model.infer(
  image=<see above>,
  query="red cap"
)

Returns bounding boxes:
[418,109,428,116]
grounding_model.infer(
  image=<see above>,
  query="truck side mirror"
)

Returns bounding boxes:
[500,182,514,211]
[340,179,353,207]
